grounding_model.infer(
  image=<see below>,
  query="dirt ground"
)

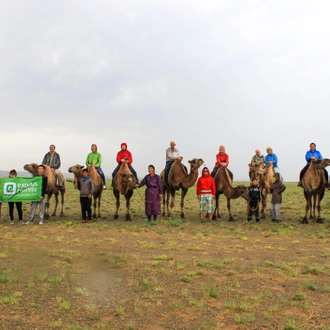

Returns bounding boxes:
[1,183,330,329]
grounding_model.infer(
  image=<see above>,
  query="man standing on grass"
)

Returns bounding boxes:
[26,165,48,225]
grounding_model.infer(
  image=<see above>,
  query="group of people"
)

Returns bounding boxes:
[2,141,329,225]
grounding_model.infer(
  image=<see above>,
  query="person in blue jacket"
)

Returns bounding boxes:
[298,142,329,187]
[265,147,279,173]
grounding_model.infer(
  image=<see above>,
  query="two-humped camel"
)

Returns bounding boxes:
[212,166,249,221]
[161,158,204,218]
[112,161,137,221]
[301,158,330,224]
[248,161,274,218]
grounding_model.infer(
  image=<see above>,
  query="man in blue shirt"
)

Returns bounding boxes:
[298,142,329,187]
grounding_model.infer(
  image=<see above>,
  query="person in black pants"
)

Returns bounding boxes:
[76,168,94,223]
[8,169,23,225]
[247,177,261,223]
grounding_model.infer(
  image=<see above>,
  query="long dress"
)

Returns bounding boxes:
[138,174,162,216]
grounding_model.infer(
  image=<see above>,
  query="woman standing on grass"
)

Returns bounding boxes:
[8,169,23,225]
[138,165,162,222]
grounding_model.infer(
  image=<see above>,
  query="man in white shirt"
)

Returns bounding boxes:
[164,141,183,185]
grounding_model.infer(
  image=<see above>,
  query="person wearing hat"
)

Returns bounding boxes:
[297,142,329,187]
[265,147,279,173]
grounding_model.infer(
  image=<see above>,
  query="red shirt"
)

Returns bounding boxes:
[116,149,132,165]
[196,170,216,196]
[215,152,229,167]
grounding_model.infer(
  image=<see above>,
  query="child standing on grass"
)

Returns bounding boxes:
[196,167,216,223]
[270,173,286,223]
[76,168,94,223]
[247,178,261,223]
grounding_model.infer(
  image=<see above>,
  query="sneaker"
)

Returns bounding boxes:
[25,221,32,225]
[11,221,14,225]
[88,220,93,223]
[81,220,86,223]
[20,221,24,225]
[39,221,43,225]
[200,219,205,223]
[103,185,107,190]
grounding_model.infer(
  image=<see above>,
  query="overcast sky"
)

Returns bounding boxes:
[1,0,329,181]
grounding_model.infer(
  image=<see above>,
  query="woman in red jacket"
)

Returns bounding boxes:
[210,145,233,180]
[196,167,216,223]
[112,142,139,184]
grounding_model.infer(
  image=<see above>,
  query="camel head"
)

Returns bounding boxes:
[24,163,39,176]
[237,185,250,201]
[68,164,84,189]
[310,158,330,169]
[249,161,264,183]
[188,158,204,171]
[115,171,135,195]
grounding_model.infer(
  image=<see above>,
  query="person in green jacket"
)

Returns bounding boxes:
[86,144,107,189]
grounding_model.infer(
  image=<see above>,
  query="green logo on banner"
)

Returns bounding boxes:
[4,182,16,194]
[0,177,42,202]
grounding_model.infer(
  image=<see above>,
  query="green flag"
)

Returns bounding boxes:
[0,177,42,202]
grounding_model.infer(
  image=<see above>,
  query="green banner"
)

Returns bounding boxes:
[0,177,42,202]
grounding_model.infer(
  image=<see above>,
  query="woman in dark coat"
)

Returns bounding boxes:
[138,165,163,222]
[270,173,286,222]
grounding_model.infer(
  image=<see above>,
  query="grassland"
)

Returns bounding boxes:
[1,181,330,329]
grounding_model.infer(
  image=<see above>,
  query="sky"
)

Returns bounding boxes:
[1,0,330,181]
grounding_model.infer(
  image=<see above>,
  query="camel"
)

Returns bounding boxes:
[248,161,274,218]
[301,158,330,224]
[112,161,137,221]
[24,163,66,219]
[68,163,103,218]
[212,166,249,221]
[160,158,204,218]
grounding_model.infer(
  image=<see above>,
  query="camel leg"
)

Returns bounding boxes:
[113,189,120,219]
[302,192,310,224]
[212,191,221,220]
[60,190,65,216]
[45,193,52,220]
[162,185,167,216]
[261,192,267,219]
[180,188,188,219]
[166,188,171,217]
[168,187,175,218]
[97,194,102,218]
[227,198,235,222]
[316,192,324,223]
[92,195,97,219]
[51,192,59,217]
[125,191,133,221]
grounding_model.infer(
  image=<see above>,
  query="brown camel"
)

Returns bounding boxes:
[160,158,204,218]
[212,166,249,221]
[68,163,103,218]
[24,163,66,219]
[113,161,137,221]
[301,158,330,224]
[248,161,274,218]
